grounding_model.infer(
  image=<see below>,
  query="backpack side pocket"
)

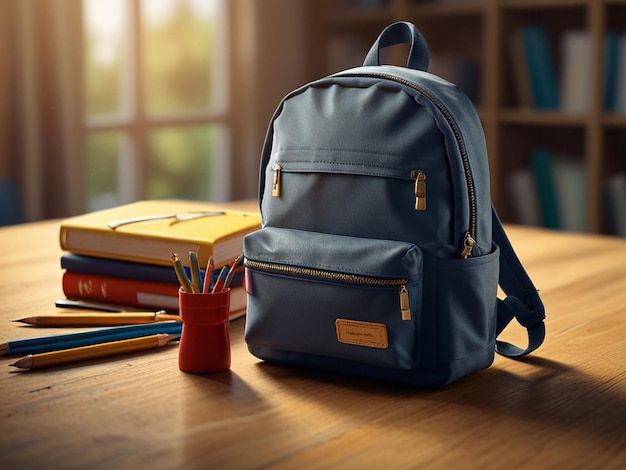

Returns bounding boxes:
[435,245,500,379]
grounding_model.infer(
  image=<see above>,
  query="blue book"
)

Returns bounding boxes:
[531,148,561,229]
[605,174,626,237]
[60,253,243,287]
[551,154,586,232]
[522,25,559,109]
[61,253,181,283]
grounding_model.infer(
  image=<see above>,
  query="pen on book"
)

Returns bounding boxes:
[13,311,181,327]
[203,256,214,293]
[189,251,202,293]
[171,253,193,292]
[222,253,244,291]
[9,333,179,370]
[1,321,182,356]
[55,299,140,312]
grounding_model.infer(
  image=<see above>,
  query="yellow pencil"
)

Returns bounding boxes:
[9,333,179,369]
[13,312,181,327]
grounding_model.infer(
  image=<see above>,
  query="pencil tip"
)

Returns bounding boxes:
[8,356,31,369]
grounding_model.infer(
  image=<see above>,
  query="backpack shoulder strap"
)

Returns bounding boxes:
[492,206,546,357]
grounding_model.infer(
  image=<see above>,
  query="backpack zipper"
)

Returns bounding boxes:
[411,169,427,210]
[244,258,412,321]
[273,164,427,211]
[337,72,477,258]
[272,164,282,197]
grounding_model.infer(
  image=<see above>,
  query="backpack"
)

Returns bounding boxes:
[242,22,545,388]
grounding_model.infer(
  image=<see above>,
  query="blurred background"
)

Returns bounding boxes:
[1,0,625,237]
[0,0,315,223]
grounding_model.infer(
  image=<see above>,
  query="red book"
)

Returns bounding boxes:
[61,271,247,319]
[62,271,180,311]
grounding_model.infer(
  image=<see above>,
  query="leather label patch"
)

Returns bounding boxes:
[335,319,388,349]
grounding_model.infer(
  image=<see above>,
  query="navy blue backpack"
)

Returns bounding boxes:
[243,22,545,387]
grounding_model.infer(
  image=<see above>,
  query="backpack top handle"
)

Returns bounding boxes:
[363,21,430,71]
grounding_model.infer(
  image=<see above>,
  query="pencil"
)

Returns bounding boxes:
[189,251,202,293]
[171,253,193,292]
[223,253,244,291]
[9,333,179,369]
[211,266,229,293]
[203,256,214,293]
[1,321,182,356]
[13,312,181,327]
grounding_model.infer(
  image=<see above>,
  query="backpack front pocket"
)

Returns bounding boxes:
[243,227,423,369]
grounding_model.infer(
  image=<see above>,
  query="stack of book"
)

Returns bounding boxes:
[58,200,262,319]
[508,149,626,237]
[509,25,626,113]
[508,149,586,232]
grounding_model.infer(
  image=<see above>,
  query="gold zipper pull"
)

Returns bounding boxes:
[272,164,282,197]
[412,170,426,210]
[399,285,411,320]
[460,231,475,259]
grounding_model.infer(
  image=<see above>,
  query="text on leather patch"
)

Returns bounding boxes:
[335,319,388,349]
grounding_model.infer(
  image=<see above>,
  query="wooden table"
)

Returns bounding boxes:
[1,205,625,469]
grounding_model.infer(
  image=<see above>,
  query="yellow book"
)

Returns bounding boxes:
[59,200,261,268]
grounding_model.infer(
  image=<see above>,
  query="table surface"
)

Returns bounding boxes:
[1,201,625,469]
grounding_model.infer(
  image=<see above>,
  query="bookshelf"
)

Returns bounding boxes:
[313,0,626,236]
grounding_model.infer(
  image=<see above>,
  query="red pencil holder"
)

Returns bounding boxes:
[178,288,231,373]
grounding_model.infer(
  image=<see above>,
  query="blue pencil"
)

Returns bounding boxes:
[1,321,182,356]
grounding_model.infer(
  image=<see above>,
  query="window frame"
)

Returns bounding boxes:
[83,0,232,208]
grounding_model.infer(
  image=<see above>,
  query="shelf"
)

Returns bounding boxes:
[604,114,626,128]
[409,1,484,17]
[498,109,588,127]
[499,0,589,9]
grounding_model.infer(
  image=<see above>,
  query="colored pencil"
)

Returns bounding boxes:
[211,266,229,293]
[13,312,181,327]
[171,253,193,292]
[223,253,244,291]
[1,321,182,356]
[203,256,214,293]
[10,333,179,369]
[189,251,202,293]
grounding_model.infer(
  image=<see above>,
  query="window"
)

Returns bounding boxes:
[83,0,229,211]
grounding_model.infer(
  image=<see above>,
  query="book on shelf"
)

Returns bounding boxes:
[531,149,561,229]
[507,168,540,227]
[60,252,244,287]
[61,271,247,319]
[510,26,626,113]
[605,174,626,237]
[604,31,621,111]
[521,25,559,110]
[615,34,626,113]
[528,148,586,232]
[550,154,586,232]
[509,29,533,108]
[59,200,261,268]
[560,30,591,113]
